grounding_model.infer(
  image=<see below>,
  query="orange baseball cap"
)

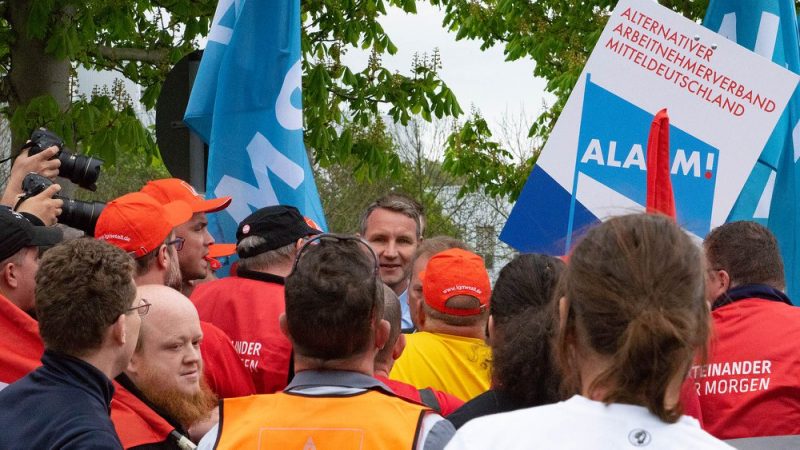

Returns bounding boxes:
[421,248,491,316]
[140,178,231,213]
[95,192,193,258]
[208,243,236,258]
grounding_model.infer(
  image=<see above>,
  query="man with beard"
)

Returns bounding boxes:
[360,194,424,332]
[95,192,254,446]
[117,285,220,448]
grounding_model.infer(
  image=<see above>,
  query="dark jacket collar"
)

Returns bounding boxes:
[236,268,284,285]
[41,349,115,411]
[712,283,792,311]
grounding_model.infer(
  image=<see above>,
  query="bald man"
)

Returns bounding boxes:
[113,285,218,446]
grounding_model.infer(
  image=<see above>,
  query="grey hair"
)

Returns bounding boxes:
[358,193,424,238]
[237,236,295,272]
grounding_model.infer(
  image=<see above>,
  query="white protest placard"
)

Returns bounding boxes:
[501,0,800,253]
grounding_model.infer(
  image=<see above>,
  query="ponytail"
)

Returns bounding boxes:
[592,309,693,422]
[557,214,709,423]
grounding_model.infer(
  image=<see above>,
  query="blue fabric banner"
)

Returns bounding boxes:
[704,0,800,300]
[184,0,328,252]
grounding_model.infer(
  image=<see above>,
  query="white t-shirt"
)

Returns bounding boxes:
[446,395,732,450]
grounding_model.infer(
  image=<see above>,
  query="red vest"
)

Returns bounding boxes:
[679,377,703,427]
[110,383,175,448]
[693,298,800,438]
[200,321,256,398]
[0,294,42,386]
[192,274,292,394]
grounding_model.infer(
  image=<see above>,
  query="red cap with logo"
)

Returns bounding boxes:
[421,248,491,316]
[140,178,231,213]
[95,192,193,258]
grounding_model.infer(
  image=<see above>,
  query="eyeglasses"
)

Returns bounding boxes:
[291,233,382,307]
[126,298,151,317]
[292,233,380,275]
[165,237,185,252]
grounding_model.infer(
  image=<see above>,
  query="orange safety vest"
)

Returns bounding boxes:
[215,389,430,449]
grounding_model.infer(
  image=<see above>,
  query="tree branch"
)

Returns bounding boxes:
[92,46,170,64]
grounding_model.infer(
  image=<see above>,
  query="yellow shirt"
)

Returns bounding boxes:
[390,331,491,401]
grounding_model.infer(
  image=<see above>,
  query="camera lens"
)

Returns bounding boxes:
[58,152,104,191]
[57,197,106,236]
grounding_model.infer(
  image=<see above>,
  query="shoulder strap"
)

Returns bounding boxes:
[418,388,441,414]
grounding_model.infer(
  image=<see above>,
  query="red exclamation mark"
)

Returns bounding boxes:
[705,153,714,179]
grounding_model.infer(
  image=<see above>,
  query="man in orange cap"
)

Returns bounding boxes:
[96,192,192,290]
[140,178,232,296]
[373,284,465,416]
[389,248,492,401]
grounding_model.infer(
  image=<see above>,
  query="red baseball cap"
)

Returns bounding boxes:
[95,192,193,258]
[140,178,231,213]
[421,248,491,316]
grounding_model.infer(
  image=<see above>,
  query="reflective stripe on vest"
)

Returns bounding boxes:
[216,390,429,449]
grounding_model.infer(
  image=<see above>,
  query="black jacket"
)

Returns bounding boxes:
[0,349,122,449]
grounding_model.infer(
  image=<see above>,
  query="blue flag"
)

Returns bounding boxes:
[183,0,328,252]
[704,0,800,300]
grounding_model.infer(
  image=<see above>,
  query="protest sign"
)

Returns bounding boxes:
[501,0,800,254]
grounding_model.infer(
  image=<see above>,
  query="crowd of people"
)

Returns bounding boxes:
[0,144,797,449]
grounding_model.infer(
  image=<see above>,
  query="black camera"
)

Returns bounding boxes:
[25,128,104,191]
[21,173,105,236]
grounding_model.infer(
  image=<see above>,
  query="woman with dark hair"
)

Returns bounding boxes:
[447,214,730,449]
[447,253,564,428]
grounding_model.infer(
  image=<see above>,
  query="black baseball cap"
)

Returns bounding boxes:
[0,208,62,261]
[236,205,321,258]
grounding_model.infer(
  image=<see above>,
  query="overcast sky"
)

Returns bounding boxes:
[367,3,553,127]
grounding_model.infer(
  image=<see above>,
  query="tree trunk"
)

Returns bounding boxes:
[8,0,70,151]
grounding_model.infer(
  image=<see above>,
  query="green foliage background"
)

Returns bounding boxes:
[1,0,712,204]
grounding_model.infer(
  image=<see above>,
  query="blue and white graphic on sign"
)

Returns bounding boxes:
[502,74,719,254]
[184,0,327,252]
[569,74,718,247]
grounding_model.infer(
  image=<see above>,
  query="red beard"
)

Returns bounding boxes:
[134,368,218,429]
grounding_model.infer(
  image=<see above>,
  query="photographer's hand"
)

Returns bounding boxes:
[16,183,63,226]
[1,146,61,207]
